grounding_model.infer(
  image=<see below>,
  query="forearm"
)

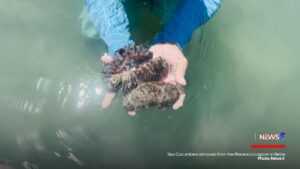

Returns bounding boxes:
[85,0,134,55]
[153,0,221,49]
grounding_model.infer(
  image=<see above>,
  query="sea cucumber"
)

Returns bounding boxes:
[123,81,180,112]
[108,57,169,93]
[102,44,153,80]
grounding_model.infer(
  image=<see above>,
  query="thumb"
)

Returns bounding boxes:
[175,59,188,86]
[101,53,113,64]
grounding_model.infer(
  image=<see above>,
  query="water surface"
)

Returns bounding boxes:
[0,0,299,168]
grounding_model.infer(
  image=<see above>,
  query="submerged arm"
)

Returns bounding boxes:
[153,0,221,48]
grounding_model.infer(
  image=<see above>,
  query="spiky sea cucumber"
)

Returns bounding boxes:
[102,44,153,80]
[123,81,180,112]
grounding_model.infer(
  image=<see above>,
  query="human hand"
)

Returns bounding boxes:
[100,53,116,108]
[149,43,188,110]
[100,43,188,111]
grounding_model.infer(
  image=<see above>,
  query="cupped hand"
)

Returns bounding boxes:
[100,43,188,111]
[149,43,188,110]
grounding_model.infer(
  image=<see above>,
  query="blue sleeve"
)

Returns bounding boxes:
[153,0,221,49]
[85,0,134,55]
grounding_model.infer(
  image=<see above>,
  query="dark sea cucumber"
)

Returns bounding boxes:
[123,81,180,112]
[109,57,169,93]
[102,44,153,80]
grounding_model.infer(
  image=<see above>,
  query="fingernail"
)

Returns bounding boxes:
[128,111,136,116]
[182,79,187,86]
[173,103,181,110]
[179,78,187,86]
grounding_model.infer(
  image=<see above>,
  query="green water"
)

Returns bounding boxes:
[0,0,299,168]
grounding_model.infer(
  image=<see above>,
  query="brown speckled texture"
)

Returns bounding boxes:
[109,56,168,93]
[123,82,180,112]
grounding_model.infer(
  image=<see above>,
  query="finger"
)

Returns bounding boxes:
[162,74,176,85]
[101,92,116,108]
[128,111,136,116]
[173,93,186,110]
[101,53,113,64]
[175,59,188,86]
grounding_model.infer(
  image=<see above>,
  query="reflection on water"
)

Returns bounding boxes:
[0,0,299,168]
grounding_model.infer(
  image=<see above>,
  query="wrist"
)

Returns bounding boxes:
[106,39,134,55]
[152,33,184,50]
[153,42,182,51]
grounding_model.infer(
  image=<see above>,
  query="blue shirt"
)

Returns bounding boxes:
[153,0,221,49]
[85,0,221,55]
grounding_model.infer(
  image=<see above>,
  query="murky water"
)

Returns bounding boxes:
[0,0,299,168]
